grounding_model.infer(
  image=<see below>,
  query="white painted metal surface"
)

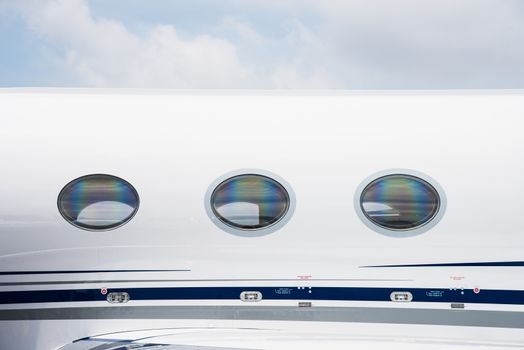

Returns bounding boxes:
[0,90,523,349]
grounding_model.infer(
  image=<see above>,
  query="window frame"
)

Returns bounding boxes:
[204,169,296,237]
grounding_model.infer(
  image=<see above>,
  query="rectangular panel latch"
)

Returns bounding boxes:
[107,292,130,303]
[240,291,262,302]
[390,291,413,302]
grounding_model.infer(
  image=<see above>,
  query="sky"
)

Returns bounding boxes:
[1,0,524,89]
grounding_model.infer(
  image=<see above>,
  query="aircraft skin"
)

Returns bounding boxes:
[0,89,523,349]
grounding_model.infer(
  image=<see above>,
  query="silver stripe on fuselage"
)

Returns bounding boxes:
[1,306,523,328]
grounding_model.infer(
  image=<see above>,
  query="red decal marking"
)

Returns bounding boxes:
[473,287,480,294]
[101,288,108,295]
[450,276,465,281]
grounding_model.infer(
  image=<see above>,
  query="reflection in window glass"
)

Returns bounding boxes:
[58,174,139,230]
[211,174,290,230]
[360,174,440,230]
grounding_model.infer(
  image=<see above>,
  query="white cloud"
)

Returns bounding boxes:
[4,0,524,88]
[311,0,524,87]
[11,0,255,88]
[9,0,347,88]
[214,16,344,88]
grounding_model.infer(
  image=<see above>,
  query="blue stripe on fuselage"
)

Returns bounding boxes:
[1,287,523,305]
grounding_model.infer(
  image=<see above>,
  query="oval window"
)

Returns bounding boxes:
[58,174,139,231]
[211,174,290,231]
[360,174,440,231]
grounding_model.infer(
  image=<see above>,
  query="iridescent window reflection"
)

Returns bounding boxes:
[58,174,139,231]
[360,174,440,230]
[211,174,290,230]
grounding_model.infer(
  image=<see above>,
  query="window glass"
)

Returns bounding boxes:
[211,174,290,230]
[58,174,139,230]
[360,174,440,230]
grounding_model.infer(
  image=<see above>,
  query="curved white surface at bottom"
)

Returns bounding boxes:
[3,320,524,350]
